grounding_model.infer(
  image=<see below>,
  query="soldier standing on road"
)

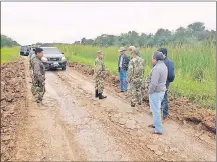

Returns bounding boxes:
[94,50,107,100]
[29,52,36,81]
[127,46,145,107]
[28,47,36,60]
[31,48,46,103]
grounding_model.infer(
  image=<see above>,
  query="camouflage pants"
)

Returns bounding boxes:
[31,80,45,102]
[95,77,104,93]
[128,82,142,105]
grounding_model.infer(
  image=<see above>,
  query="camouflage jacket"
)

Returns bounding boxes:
[145,73,151,89]
[127,56,145,83]
[32,56,45,83]
[29,54,36,70]
[94,57,105,79]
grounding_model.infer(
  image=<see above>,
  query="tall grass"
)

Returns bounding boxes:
[57,43,216,110]
[1,46,20,64]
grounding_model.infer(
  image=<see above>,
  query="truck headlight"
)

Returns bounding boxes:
[62,56,66,61]
[41,57,48,62]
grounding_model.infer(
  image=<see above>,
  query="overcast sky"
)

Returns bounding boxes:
[2,2,216,45]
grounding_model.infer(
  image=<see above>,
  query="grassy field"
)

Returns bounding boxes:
[57,43,216,110]
[1,46,20,63]
[1,45,215,109]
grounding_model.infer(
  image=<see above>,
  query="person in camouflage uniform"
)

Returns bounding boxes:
[127,46,145,107]
[29,53,36,81]
[94,50,107,100]
[31,48,46,103]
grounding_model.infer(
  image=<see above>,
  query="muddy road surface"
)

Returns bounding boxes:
[10,57,216,161]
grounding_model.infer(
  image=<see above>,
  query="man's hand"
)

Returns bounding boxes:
[42,82,46,86]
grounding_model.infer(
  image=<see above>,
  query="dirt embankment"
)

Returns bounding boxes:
[68,62,216,135]
[1,60,27,161]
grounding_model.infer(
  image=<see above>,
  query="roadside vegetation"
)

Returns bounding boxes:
[57,43,216,110]
[1,35,20,47]
[1,21,216,109]
[1,35,20,63]
[56,22,216,110]
[1,46,20,64]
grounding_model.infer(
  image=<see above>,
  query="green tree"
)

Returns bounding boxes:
[73,21,216,47]
[1,35,20,47]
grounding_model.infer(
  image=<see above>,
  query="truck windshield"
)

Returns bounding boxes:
[21,46,27,50]
[42,48,61,54]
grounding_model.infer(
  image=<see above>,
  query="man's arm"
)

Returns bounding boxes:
[118,56,120,72]
[148,68,160,94]
[165,59,175,82]
[168,60,175,82]
[127,60,134,83]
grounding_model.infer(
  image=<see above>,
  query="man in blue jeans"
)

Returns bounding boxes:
[118,47,130,92]
[158,48,175,120]
[146,51,168,135]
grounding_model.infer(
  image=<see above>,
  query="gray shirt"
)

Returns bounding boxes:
[146,60,168,94]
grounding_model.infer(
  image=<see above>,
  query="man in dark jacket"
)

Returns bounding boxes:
[118,47,130,92]
[158,48,175,120]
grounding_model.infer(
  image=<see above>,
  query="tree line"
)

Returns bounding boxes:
[1,21,216,48]
[1,35,20,47]
[74,22,216,47]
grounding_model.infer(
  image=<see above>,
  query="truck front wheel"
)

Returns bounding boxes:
[62,66,66,71]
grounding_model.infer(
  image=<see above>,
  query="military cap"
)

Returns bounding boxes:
[128,46,136,51]
[97,50,103,54]
[118,47,126,52]
[129,46,140,55]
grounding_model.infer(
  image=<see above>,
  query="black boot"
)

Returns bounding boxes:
[131,102,136,107]
[99,93,107,100]
[95,89,99,98]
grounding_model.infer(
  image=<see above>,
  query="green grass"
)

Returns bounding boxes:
[1,46,20,63]
[57,43,216,110]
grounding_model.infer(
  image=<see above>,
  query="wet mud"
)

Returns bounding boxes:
[1,57,216,161]
[68,61,216,135]
[1,60,27,161]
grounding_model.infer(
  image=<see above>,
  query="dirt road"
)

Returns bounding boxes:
[11,58,216,161]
